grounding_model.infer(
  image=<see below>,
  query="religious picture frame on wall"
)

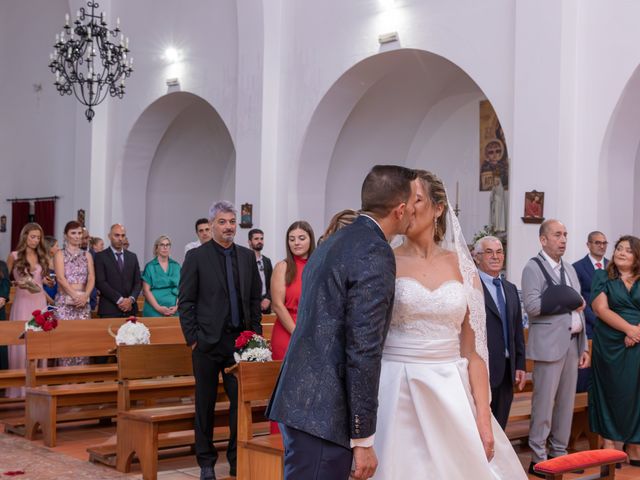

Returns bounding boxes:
[77,209,86,227]
[0,215,6,233]
[240,203,253,229]
[522,190,545,224]
[479,100,509,191]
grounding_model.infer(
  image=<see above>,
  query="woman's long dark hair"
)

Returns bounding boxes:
[284,221,315,285]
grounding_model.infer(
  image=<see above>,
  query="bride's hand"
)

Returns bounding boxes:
[477,417,495,462]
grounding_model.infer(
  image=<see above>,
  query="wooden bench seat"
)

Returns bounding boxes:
[234,361,284,480]
[21,317,186,447]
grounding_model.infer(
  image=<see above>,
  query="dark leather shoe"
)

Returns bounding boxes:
[528,461,546,478]
[229,465,236,477]
[200,466,216,480]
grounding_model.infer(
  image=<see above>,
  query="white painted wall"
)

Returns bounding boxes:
[0,0,77,259]
[144,100,235,265]
[3,0,640,285]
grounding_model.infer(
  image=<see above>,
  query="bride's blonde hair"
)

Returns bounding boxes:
[415,170,448,244]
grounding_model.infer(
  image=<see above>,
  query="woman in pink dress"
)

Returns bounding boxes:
[6,223,49,398]
[54,221,95,366]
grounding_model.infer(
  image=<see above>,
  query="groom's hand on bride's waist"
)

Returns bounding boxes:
[350,446,377,480]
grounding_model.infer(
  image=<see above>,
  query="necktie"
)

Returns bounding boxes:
[223,248,241,328]
[116,252,124,273]
[559,263,567,285]
[492,277,509,355]
[595,262,602,269]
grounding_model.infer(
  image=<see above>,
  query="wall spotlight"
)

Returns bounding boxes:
[164,47,181,64]
[166,77,180,87]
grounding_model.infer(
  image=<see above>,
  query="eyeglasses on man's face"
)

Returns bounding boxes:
[590,241,608,247]
[479,249,504,257]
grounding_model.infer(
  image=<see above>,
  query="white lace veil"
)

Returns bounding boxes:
[440,193,489,366]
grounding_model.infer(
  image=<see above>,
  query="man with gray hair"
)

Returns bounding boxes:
[474,235,526,429]
[521,219,590,477]
[179,200,263,480]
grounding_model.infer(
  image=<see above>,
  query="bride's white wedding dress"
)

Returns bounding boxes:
[373,277,527,479]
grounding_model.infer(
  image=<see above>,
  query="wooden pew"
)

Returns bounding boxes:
[0,320,27,393]
[22,317,183,446]
[234,361,284,480]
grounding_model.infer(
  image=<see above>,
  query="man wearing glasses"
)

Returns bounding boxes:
[573,231,609,392]
[474,235,526,429]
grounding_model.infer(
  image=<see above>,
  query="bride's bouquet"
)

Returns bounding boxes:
[234,330,272,363]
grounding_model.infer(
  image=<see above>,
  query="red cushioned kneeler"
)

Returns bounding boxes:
[534,449,628,479]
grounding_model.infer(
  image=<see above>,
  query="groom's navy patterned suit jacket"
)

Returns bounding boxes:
[266,215,396,448]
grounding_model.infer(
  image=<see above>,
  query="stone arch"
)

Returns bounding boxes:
[113,92,235,262]
[296,48,509,240]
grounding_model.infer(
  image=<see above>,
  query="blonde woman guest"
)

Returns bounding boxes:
[54,221,95,366]
[6,223,49,397]
[142,235,180,317]
[318,209,358,245]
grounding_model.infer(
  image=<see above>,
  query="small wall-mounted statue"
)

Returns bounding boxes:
[490,176,507,232]
[0,215,6,233]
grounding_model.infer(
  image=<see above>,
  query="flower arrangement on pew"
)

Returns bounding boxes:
[26,307,58,332]
[234,330,272,363]
[110,316,151,345]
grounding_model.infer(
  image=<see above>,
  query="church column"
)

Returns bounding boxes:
[509,0,581,280]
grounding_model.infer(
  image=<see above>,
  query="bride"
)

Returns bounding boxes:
[372,170,526,479]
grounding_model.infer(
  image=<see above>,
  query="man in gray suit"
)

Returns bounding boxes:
[521,219,590,477]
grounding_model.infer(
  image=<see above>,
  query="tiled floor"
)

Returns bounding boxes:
[2,416,640,479]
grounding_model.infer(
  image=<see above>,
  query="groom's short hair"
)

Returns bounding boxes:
[361,165,417,217]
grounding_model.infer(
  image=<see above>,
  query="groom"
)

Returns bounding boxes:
[267,165,418,480]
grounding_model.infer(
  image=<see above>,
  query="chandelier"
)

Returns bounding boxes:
[48,1,133,122]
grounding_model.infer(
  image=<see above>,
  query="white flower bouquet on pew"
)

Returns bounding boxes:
[234,330,272,363]
[109,316,151,346]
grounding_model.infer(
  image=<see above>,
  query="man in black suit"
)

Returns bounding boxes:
[179,201,262,480]
[94,224,142,318]
[267,165,418,480]
[474,235,526,429]
[573,230,609,392]
[248,228,273,314]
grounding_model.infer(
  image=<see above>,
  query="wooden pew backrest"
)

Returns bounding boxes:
[117,343,192,381]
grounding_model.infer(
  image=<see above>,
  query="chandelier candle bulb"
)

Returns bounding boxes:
[65,13,69,26]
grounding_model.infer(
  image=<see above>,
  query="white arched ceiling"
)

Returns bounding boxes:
[297,49,505,240]
[598,65,640,239]
[114,92,234,262]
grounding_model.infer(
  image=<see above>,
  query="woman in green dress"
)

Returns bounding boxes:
[590,235,640,466]
[141,235,180,317]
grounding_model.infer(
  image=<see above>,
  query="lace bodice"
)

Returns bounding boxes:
[389,277,468,340]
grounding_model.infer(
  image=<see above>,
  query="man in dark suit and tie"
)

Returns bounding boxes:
[94,224,142,317]
[248,228,273,314]
[474,236,526,429]
[179,201,262,480]
[267,165,418,480]
[572,230,608,392]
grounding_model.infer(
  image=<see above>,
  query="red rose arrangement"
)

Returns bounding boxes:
[26,307,58,332]
[234,330,272,362]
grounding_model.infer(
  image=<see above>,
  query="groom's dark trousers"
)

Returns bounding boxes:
[280,424,352,479]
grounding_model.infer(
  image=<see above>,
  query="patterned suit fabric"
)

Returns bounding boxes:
[266,215,396,448]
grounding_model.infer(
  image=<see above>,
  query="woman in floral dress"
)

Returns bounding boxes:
[54,221,95,366]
